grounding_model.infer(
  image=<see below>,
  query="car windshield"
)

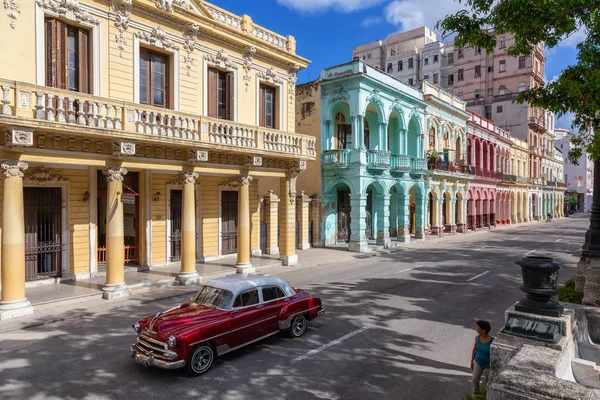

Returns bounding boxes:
[192,285,233,309]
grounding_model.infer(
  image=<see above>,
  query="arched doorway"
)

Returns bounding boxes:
[336,186,351,243]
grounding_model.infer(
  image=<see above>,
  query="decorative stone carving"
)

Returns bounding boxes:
[205,49,236,70]
[204,3,242,29]
[111,0,132,57]
[258,67,283,85]
[287,160,306,204]
[36,0,100,25]
[96,141,103,153]
[168,171,197,185]
[155,0,189,12]
[18,91,29,108]
[187,149,208,165]
[145,146,151,158]
[366,89,384,108]
[135,27,179,50]
[182,23,198,75]
[239,174,252,186]
[253,156,263,167]
[111,141,135,159]
[82,139,89,152]
[103,166,127,182]
[68,137,75,151]
[287,63,299,104]
[242,46,256,92]
[328,86,349,104]
[37,135,45,148]
[1,160,27,178]
[156,147,162,158]
[219,174,252,188]
[24,166,66,184]
[5,127,33,152]
[166,148,172,159]
[4,0,20,29]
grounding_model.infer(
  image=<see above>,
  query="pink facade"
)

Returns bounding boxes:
[466,111,512,230]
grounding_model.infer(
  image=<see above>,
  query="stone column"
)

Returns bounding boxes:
[177,172,200,285]
[397,193,410,242]
[310,195,322,247]
[375,193,391,248]
[449,197,457,234]
[280,176,298,265]
[296,191,310,250]
[415,194,426,240]
[264,191,279,255]
[0,161,33,320]
[236,174,254,273]
[400,129,407,154]
[380,122,388,151]
[349,193,368,252]
[102,166,129,299]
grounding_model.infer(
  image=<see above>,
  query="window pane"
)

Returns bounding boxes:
[69,70,77,88]
[241,290,259,306]
[266,115,272,128]
[153,55,165,73]
[153,72,164,90]
[140,68,147,86]
[153,89,164,106]
[139,85,147,104]
[266,101,272,114]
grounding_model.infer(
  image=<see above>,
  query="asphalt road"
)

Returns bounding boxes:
[0,215,587,400]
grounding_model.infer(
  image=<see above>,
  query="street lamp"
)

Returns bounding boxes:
[581,112,600,258]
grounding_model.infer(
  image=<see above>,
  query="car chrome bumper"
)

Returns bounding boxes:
[317,308,325,316]
[131,344,185,370]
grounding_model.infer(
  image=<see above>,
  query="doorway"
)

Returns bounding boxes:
[221,190,238,255]
[24,187,63,281]
[337,188,350,243]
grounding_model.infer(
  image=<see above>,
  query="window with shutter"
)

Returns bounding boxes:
[259,84,276,129]
[208,68,233,120]
[139,49,169,108]
[45,18,91,94]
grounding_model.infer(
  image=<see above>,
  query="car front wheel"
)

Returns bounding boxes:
[289,315,307,338]
[187,343,215,376]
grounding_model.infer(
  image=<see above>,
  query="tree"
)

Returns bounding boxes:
[436,0,599,164]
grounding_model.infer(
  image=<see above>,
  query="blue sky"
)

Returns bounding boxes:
[209,0,582,129]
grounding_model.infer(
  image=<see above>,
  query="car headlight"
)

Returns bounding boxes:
[132,323,141,335]
[167,335,176,349]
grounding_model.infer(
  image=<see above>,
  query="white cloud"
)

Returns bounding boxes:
[556,112,575,130]
[361,16,384,28]
[276,0,385,13]
[559,26,586,48]
[384,0,464,35]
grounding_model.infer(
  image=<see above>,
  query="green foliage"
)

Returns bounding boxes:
[429,152,440,161]
[559,278,583,304]
[436,0,600,163]
[566,190,578,204]
[462,389,487,400]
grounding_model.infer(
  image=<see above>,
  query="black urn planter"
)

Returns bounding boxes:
[515,256,564,317]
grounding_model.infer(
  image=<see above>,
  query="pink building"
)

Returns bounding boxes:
[466,111,512,230]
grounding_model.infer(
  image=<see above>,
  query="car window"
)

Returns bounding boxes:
[233,290,259,308]
[262,287,285,302]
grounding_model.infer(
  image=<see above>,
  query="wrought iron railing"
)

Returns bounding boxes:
[428,160,475,175]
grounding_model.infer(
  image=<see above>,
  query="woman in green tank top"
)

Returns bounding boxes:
[470,320,493,395]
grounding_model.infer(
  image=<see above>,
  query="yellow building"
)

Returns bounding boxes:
[0,0,314,319]
[510,137,531,223]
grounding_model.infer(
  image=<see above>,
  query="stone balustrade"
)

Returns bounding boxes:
[390,154,410,171]
[367,150,390,169]
[410,157,428,172]
[322,149,350,165]
[0,79,316,159]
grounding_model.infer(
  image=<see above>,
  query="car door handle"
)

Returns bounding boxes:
[256,305,264,309]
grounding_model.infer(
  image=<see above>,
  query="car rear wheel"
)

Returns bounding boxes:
[289,315,307,338]
[187,343,215,376]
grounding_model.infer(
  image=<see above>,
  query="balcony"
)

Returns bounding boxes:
[428,160,475,175]
[322,149,351,167]
[546,180,568,188]
[502,174,517,183]
[367,150,390,170]
[516,176,531,184]
[410,157,428,175]
[0,79,317,160]
[390,154,411,173]
[533,69,545,84]
[529,145,543,156]
[528,116,546,132]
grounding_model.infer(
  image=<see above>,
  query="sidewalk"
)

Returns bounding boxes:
[0,218,560,329]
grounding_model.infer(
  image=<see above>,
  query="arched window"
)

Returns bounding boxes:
[334,111,349,150]
[363,118,370,150]
[444,130,450,150]
[429,127,436,151]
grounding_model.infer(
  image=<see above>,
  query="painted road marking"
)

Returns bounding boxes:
[525,250,536,255]
[555,238,562,242]
[467,271,490,282]
[291,326,370,364]
[476,246,487,250]
[511,236,521,241]
[394,265,423,274]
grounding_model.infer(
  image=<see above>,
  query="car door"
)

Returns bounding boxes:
[260,286,288,333]
[228,289,266,348]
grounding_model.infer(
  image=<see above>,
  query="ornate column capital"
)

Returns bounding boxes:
[183,171,199,184]
[103,166,127,182]
[1,160,28,178]
[239,174,253,186]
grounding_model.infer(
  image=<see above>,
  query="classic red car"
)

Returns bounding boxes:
[130,274,324,375]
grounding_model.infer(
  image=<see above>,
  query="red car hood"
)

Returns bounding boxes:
[145,302,226,338]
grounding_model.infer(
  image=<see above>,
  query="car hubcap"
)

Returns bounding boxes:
[293,317,306,336]
[192,347,212,372]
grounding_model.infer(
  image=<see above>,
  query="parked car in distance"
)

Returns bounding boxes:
[131,274,324,375]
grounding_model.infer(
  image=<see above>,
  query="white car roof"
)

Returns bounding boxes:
[205,274,295,297]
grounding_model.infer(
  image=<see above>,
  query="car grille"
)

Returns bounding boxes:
[135,334,174,361]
